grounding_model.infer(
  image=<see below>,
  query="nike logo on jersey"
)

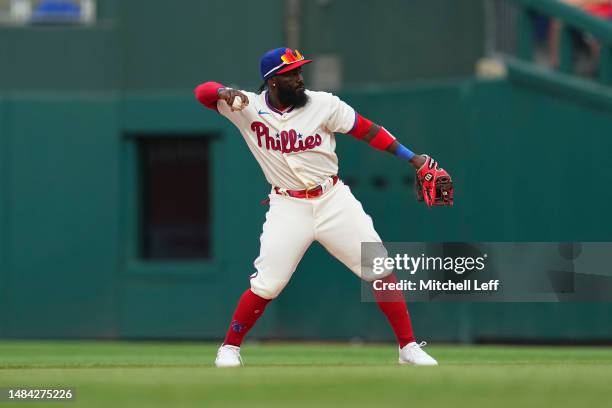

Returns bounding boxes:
[258,110,270,115]
[251,121,322,154]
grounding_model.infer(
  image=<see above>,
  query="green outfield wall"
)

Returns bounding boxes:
[1,75,612,343]
[0,0,483,92]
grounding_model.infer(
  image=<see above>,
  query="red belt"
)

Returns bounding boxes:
[274,176,339,199]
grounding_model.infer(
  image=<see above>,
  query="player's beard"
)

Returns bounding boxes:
[277,83,309,109]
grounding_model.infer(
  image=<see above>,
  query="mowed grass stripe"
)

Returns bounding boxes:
[1,341,612,368]
[0,342,611,408]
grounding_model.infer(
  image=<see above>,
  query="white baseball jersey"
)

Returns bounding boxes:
[217,90,356,190]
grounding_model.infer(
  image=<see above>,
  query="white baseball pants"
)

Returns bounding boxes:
[250,180,388,299]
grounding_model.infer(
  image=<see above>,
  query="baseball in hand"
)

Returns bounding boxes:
[231,96,244,111]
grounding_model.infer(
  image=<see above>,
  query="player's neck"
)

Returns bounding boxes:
[266,90,290,112]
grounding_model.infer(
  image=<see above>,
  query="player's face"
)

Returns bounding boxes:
[274,68,308,108]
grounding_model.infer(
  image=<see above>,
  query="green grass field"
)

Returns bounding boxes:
[1,341,611,408]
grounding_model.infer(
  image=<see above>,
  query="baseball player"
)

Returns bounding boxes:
[194,48,453,367]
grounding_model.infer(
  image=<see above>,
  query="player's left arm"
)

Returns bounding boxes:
[348,112,454,206]
[328,95,453,205]
[324,94,426,169]
[348,114,426,169]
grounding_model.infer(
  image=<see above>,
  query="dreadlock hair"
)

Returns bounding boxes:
[258,81,268,93]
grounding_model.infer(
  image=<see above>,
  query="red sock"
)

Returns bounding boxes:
[223,289,271,347]
[372,274,415,348]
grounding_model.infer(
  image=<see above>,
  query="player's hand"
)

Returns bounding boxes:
[415,155,454,207]
[218,88,249,111]
[409,154,427,170]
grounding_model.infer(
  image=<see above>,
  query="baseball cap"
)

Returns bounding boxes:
[260,48,312,81]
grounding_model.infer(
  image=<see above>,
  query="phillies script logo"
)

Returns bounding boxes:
[251,121,322,153]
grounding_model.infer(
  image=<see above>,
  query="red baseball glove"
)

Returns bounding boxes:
[415,155,453,207]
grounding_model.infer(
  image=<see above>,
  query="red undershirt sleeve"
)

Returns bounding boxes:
[348,113,373,140]
[194,82,225,112]
[348,113,397,151]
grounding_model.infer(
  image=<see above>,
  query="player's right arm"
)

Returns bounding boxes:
[194,82,249,112]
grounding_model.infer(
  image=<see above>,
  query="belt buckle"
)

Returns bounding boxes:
[305,185,318,199]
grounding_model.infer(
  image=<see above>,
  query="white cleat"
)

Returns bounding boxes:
[215,344,243,368]
[398,341,438,366]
